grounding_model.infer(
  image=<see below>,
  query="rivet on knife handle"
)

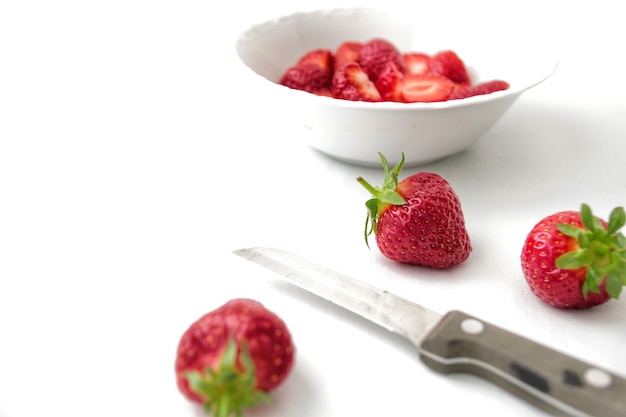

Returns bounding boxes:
[419,310,626,417]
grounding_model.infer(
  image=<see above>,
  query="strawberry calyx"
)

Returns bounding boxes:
[555,203,626,299]
[184,337,270,417]
[356,152,407,247]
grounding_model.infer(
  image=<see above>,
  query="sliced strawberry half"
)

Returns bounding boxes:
[401,74,455,103]
[430,50,470,85]
[449,80,510,100]
[331,62,382,102]
[375,62,404,102]
[296,48,334,79]
[358,38,406,82]
[314,88,333,98]
[403,52,433,76]
[334,41,363,70]
[280,62,331,93]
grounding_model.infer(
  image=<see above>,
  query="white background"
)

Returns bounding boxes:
[1,1,625,416]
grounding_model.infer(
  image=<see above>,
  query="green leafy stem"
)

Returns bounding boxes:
[556,203,626,299]
[184,337,271,417]
[356,152,407,247]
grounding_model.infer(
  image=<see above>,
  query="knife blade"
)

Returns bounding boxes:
[234,246,626,417]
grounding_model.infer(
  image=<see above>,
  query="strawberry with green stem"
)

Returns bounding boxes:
[357,152,471,268]
[521,203,626,309]
[175,298,295,416]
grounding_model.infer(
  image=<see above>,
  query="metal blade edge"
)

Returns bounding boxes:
[233,247,442,346]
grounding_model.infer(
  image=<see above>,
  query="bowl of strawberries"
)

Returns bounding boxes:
[236,7,558,167]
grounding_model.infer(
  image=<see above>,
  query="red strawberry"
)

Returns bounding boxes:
[334,41,363,69]
[295,48,334,79]
[403,52,432,76]
[375,61,404,102]
[357,152,472,268]
[400,74,455,103]
[358,38,406,82]
[331,62,382,102]
[314,88,333,97]
[449,80,510,100]
[430,50,470,85]
[175,298,295,415]
[521,204,626,309]
[279,62,331,94]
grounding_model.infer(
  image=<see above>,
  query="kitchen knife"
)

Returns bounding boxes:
[234,247,626,417]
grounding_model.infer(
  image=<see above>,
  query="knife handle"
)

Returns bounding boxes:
[419,310,626,417]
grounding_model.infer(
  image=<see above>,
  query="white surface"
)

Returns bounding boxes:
[1,1,625,416]
[236,7,558,167]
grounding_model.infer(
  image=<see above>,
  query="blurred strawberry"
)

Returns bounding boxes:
[358,38,406,82]
[280,62,331,94]
[375,61,404,102]
[280,48,334,94]
[403,52,432,76]
[449,80,510,100]
[295,48,334,79]
[334,41,363,69]
[175,298,295,416]
[331,62,382,102]
[400,74,455,103]
[430,50,470,85]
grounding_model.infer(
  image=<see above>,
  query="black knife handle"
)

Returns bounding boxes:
[419,310,626,417]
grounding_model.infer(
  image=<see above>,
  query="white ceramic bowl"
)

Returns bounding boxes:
[235,8,558,167]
